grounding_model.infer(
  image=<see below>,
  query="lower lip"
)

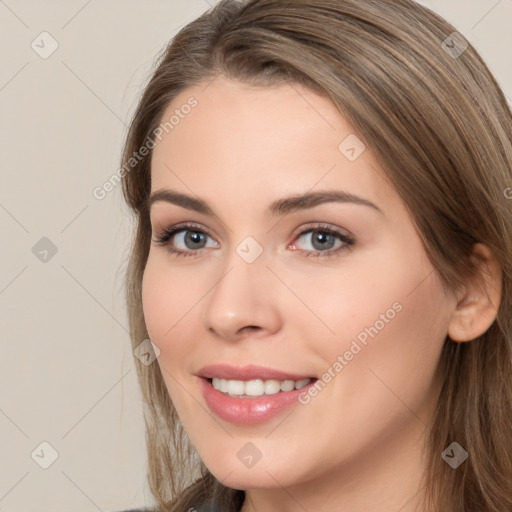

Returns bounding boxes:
[200,378,316,425]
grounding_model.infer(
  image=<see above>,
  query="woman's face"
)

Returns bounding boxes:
[142,75,457,492]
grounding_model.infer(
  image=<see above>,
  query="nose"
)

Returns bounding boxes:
[202,249,282,342]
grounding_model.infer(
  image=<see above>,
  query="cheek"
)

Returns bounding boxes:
[317,270,450,432]
[314,240,450,362]
[141,256,198,360]
[276,253,410,364]
[141,257,200,411]
[296,246,451,418]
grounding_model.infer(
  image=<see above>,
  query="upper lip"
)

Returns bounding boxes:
[197,364,316,381]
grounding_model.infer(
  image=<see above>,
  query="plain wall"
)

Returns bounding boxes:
[0,1,510,511]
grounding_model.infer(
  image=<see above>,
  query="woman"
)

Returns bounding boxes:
[119,0,512,510]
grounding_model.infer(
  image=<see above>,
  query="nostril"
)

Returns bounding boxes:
[238,326,262,336]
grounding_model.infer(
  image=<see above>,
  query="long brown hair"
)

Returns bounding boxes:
[120,1,512,510]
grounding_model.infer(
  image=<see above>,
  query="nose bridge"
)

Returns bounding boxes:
[202,236,281,339]
[217,230,270,295]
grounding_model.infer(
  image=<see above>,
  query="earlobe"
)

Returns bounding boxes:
[447,243,502,343]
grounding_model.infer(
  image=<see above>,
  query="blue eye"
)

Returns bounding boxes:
[152,222,354,259]
[291,225,354,258]
[153,223,218,258]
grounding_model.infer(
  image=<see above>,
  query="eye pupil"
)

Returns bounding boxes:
[312,231,335,250]
[185,231,206,248]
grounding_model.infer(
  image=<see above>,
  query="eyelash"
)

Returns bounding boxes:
[152,222,355,259]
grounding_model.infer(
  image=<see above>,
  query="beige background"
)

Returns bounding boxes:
[0,1,510,511]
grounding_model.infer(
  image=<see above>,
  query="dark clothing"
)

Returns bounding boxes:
[115,506,218,512]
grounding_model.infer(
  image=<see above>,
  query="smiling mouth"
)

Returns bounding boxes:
[200,373,319,424]
[206,377,315,398]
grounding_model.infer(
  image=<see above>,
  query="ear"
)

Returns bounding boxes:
[447,243,502,342]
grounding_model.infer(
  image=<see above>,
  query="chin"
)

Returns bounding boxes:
[198,447,309,491]
[208,466,293,491]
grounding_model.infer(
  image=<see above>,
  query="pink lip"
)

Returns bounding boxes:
[197,364,317,425]
[197,363,315,381]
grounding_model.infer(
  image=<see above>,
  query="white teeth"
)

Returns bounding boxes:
[264,380,281,395]
[220,378,229,393]
[210,377,313,397]
[227,380,245,396]
[245,379,265,396]
[295,378,310,389]
[280,380,295,392]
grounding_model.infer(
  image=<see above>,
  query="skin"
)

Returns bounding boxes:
[142,75,502,512]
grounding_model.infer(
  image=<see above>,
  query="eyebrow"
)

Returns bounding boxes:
[146,189,383,217]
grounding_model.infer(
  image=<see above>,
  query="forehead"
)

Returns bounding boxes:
[153,75,350,162]
[150,75,397,215]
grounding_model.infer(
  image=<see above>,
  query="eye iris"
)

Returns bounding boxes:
[185,231,206,249]
[312,231,335,251]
